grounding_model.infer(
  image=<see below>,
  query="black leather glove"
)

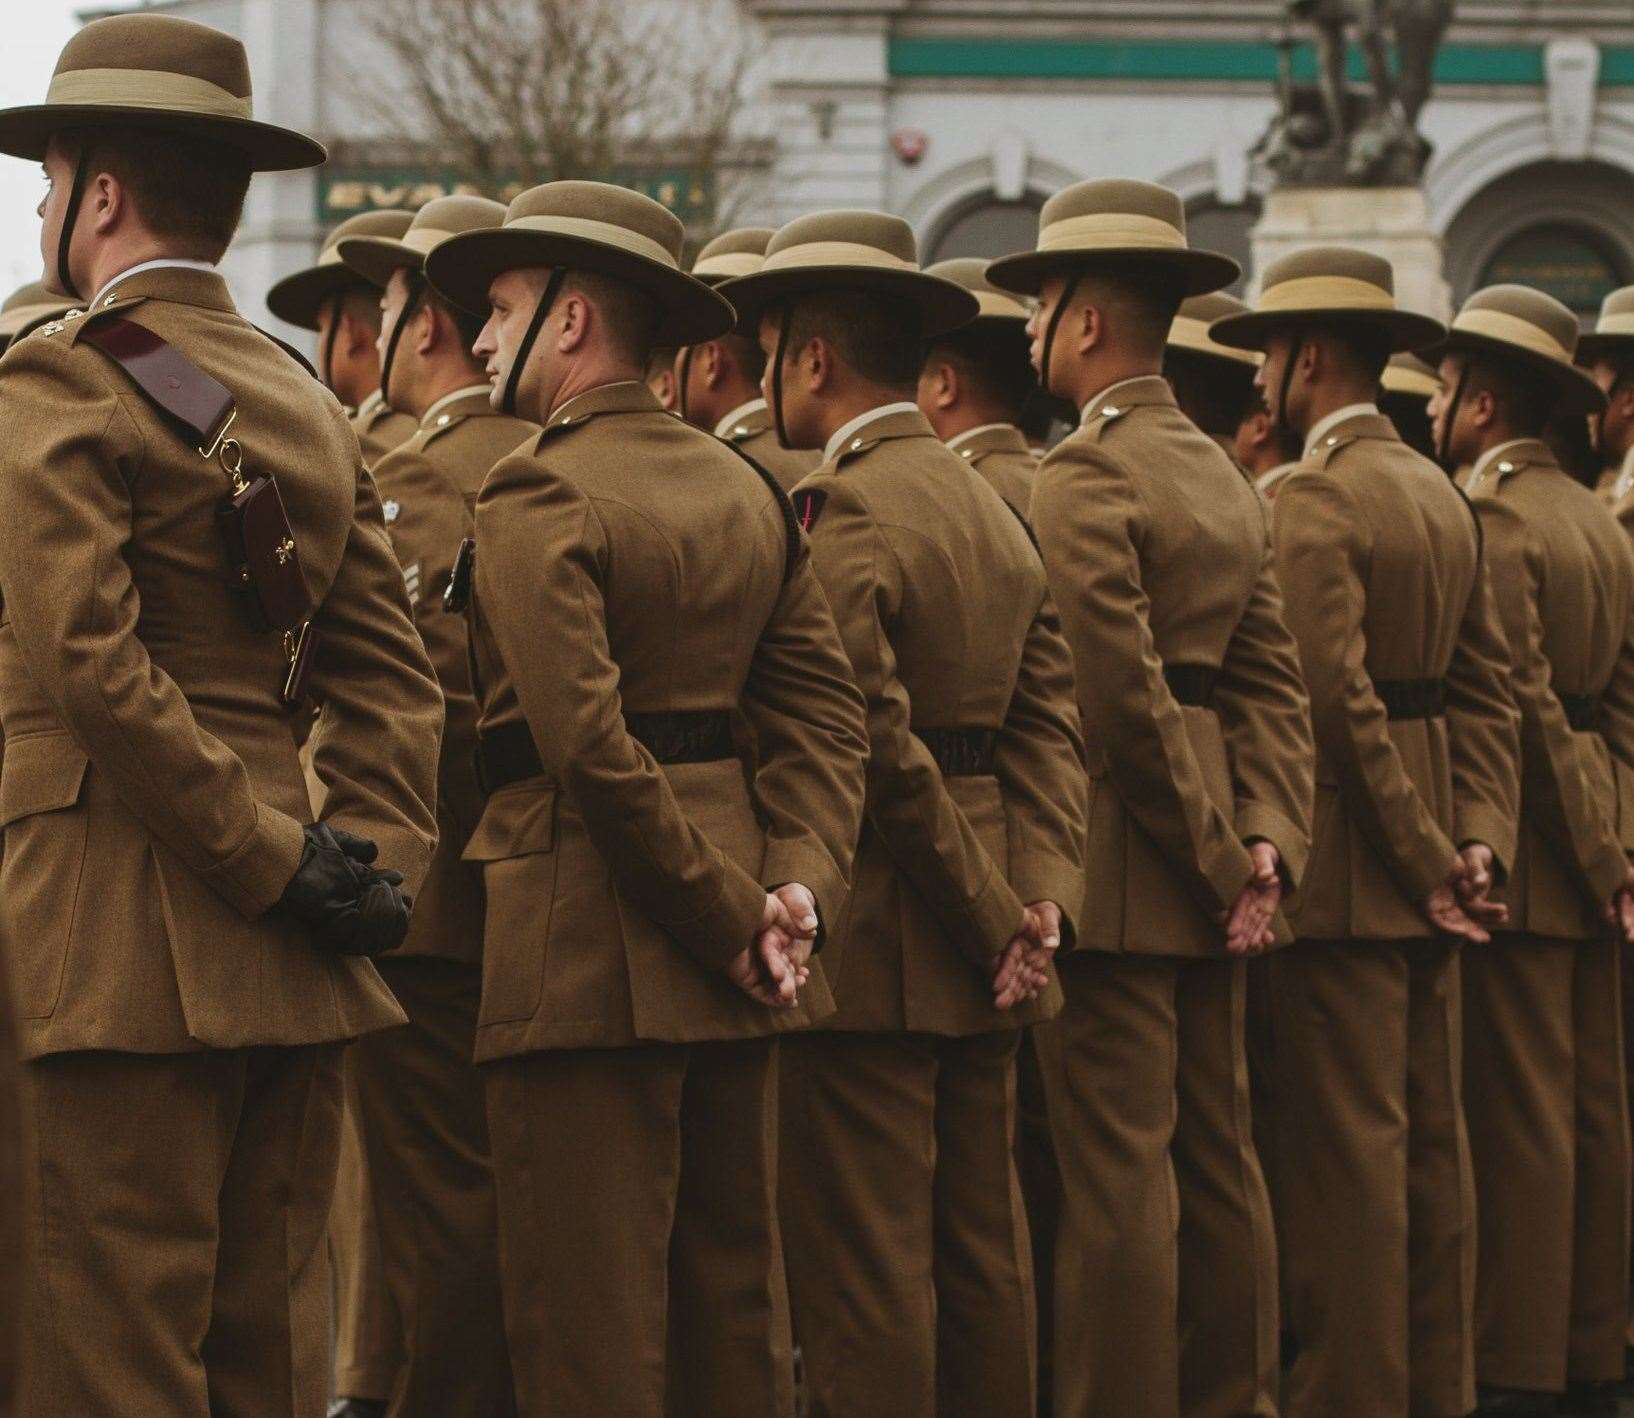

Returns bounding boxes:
[280,824,413,957]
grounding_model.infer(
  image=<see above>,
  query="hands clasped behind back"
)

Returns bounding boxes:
[278,822,414,956]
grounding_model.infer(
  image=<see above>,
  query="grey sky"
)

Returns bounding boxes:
[0,1,123,290]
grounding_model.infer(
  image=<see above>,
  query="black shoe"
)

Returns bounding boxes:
[326,1402,387,1418]
[1560,1378,1621,1414]
[1473,1386,1558,1416]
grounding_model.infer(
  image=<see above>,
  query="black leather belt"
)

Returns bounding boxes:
[476,711,734,794]
[1164,662,1219,708]
[1558,692,1602,733]
[915,727,999,777]
[1375,678,1446,721]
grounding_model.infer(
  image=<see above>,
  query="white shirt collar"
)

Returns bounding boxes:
[1080,376,1151,426]
[356,389,385,419]
[1255,462,1300,494]
[89,257,217,311]
[947,421,1013,452]
[1470,437,1534,487]
[1303,402,1379,458]
[713,397,767,439]
[421,383,493,428]
[823,401,920,463]
[1615,446,1634,502]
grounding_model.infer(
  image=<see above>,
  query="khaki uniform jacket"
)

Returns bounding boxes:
[719,400,820,494]
[372,388,537,965]
[1459,441,1634,938]
[951,423,1037,515]
[353,389,419,469]
[0,266,442,1061]
[464,381,869,1059]
[1272,411,1520,940]
[796,407,1087,1036]
[1032,377,1314,958]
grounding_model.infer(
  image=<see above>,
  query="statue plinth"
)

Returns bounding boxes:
[1250,186,1450,322]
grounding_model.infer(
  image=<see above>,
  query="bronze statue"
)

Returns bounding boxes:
[1258,0,1455,187]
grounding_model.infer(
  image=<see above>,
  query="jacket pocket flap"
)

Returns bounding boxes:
[0,733,90,828]
[462,784,557,862]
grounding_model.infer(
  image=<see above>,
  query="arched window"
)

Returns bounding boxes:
[1478,224,1627,320]
[925,193,1044,264]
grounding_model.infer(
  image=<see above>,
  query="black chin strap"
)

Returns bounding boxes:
[1273,330,1304,438]
[56,148,90,301]
[378,271,425,412]
[1437,357,1472,473]
[1039,272,1083,402]
[770,301,793,449]
[503,268,566,419]
[319,292,343,394]
[677,344,696,423]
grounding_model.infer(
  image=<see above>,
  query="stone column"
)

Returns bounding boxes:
[1249,186,1451,322]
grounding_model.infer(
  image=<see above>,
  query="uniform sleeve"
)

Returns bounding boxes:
[992,579,1089,935]
[1477,499,1618,899]
[474,456,768,972]
[376,447,485,847]
[1271,469,1457,903]
[804,476,1024,968]
[1031,439,1255,919]
[0,337,308,916]
[1211,520,1316,890]
[303,452,443,895]
[1598,548,1634,853]
[738,523,870,934]
[1443,516,1523,873]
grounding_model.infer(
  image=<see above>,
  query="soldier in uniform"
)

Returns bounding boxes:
[1211,247,1522,1418]
[722,210,1088,1418]
[1430,286,1634,1418]
[1380,352,1440,458]
[916,256,1045,514]
[0,281,69,350]
[334,195,536,1417]
[268,209,419,466]
[268,208,418,1418]
[1163,291,1263,460]
[989,179,1315,1418]
[0,13,443,1415]
[421,179,870,1417]
[1234,390,1305,497]
[679,227,820,492]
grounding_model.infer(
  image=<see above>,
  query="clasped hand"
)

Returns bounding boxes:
[991,901,1063,1010]
[725,883,820,1009]
[279,823,413,956]
[1422,843,1507,944]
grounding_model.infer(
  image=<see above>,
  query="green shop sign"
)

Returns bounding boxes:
[318,167,714,225]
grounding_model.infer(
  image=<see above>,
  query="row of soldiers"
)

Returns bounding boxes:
[3,13,1634,1418]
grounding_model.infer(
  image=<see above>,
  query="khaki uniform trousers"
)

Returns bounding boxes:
[780,1028,1036,1418]
[1269,938,1475,1418]
[1463,934,1629,1392]
[484,1036,793,1418]
[1015,1029,1062,1418]
[1034,952,1277,1418]
[329,1071,401,1405]
[18,1043,344,1417]
[350,958,514,1417]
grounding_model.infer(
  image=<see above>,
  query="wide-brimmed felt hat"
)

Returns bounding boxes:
[340,196,508,291]
[986,179,1239,299]
[924,258,1031,325]
[0,280,71,339]
[1211,246,1445,354]
[266,211,415,330]
[719,210,978,338]
[0,13,325,171]
[424,180,733,346]
[1167,292,1259,368]
[1381,352,1440,402]
[1575,285,1634,364]
[1432,284,1606,416]
[692,228,776,286]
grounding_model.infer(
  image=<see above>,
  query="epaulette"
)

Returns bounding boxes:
[37,293,146,345]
